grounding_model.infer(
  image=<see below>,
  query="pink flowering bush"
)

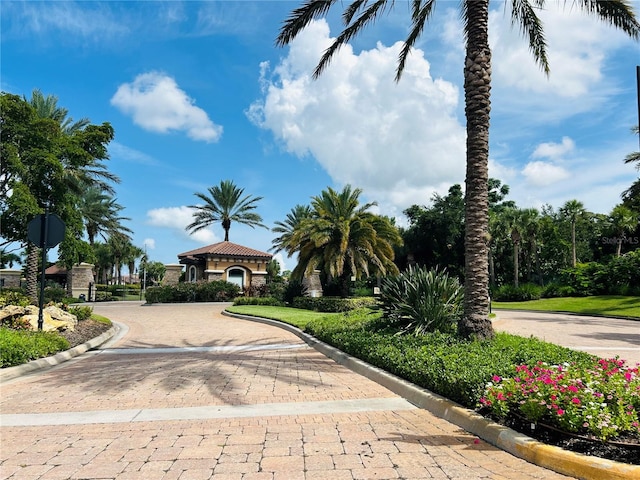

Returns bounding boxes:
[480,358,640,441]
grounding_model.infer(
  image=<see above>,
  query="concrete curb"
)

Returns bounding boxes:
[0,324,119,383]
[222,310,640,480]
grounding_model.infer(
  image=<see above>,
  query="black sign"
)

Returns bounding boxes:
[27,213,66,248]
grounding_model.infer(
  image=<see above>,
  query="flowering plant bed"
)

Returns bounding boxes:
[480,358,640,464]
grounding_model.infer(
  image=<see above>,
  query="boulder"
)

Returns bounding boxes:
[0,305,26,322]
[44,305,78,331]
[20,305,77,332]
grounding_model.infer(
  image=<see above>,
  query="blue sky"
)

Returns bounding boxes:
[2,1,639,272]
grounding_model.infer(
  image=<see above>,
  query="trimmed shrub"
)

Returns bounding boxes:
[283,280,305,304]
[492,283,543,302]
[68,305,93,321]
[43,285,66,303]
[303,312,594,409]
[0,327,70,367]
[292,296,378,312]
[233,296,285,307]
[145,281,241,304]
[0,290,31,308]
[379,266,462,335]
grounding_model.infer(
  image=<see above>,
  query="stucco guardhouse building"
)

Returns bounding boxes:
[177,241,272,292]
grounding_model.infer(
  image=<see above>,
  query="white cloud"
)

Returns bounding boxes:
[271,252,289,274]
[111,72,223,142]
[147,206,218,244]
[249,19,466,213]
[486,3,634,122]
[521,161,570,187]
[143,238,156,250]
[532,137,575,160]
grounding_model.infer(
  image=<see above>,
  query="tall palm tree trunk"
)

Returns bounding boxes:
[25,244,40,303]
[459,0,494,339]
[571,222,577,267]
[513,242,520,288]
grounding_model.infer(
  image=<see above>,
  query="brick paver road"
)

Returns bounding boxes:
[0,303,571,480]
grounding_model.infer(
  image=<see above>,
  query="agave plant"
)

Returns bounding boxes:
[380,266,463,335]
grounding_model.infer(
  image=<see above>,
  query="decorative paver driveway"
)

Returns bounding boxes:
[1,303,571,479]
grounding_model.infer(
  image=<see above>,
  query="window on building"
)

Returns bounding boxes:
[227,268,244,289]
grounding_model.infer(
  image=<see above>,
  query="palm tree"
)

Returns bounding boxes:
[79,187,132,245]
[622,126,640,211]
[271,204,313,254]
[276,2,639,338]
[186,180,267,242]
[0,249,22,269]
[501,208,526,288]
[560,199,587,267]
[285,185,402,297]
[609,204,638,256]
[28,89,89,134]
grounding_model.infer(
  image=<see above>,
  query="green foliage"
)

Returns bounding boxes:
[480,359,640,442]
[68,305,93,321]
[0,290,31,308]
[0,327,70,367]
[292,296,378,312]
[379,266,462,334]
[492,283,543,302]
[233,296,285,307]
[145,281,241,304]
[42,284,67,303]
[302,310,593,408]
[559,252,640,296]
[283,280,305,304]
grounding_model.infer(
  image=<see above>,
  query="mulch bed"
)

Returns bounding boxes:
[495,412,640,465]
[58,319,112,348]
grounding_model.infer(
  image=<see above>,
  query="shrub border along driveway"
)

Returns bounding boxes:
[222,309,640,480]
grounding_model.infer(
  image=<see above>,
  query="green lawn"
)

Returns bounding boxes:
[492,295,640,319]
[226,305,341,329]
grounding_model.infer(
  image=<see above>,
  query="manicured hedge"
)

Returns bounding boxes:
[145,281,241,304]
[233,296,285,307]
[0,327,70,367]
[292,296,378,312]
[303,311,594,409]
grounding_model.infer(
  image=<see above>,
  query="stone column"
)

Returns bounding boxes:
[70,263,95,301]
[0,269,22,289]
[303,270,323,297]
[163,264,184,285]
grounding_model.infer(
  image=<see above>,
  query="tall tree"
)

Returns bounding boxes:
[276,1,639,339]
[187,180,267,242]
[283,185,402,297]
[622,126,640,212]
[79,187,132,245]
[27,89,89,134]
[608,204,638,256]
[560,199,587,267]
[271,204,313,254]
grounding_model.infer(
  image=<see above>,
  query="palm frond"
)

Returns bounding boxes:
[314,0,392,78]
[276,0,339,47]
[577,0,640,39]
[510,0,549,74]
[396,0,437,81]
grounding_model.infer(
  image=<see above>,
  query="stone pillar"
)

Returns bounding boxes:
[251,274,267,288]
[163,264,183,285]
[70,263,95,301]
[0,269,22,289]
[303,270,323,298]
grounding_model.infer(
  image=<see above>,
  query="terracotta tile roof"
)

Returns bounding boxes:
[178,241,272,260]
[45,264,67,275]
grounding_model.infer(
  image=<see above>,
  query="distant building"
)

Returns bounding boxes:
[177,241,272,291]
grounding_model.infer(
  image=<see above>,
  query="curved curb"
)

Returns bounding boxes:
[491,308,640,322]
[0,324,119,383]
[222,310,640,480]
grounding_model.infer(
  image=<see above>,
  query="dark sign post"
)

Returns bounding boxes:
[27,210,65,330]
